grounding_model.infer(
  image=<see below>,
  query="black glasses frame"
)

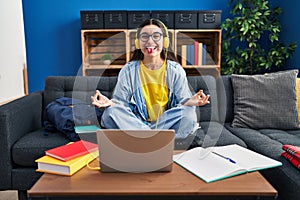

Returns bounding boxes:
[139,32,163,42]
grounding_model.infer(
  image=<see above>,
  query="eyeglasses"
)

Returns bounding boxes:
[139,32,163,42]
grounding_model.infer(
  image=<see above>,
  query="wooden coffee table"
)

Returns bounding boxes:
[28,159,277,200]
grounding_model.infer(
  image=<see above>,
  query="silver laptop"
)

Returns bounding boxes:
[96,129,175,173]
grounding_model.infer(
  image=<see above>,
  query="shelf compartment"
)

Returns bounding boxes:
[81,30,128,74]
[175,29,221,68]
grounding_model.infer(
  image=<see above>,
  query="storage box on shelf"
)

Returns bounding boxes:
[127,11,151,29]
[198,10,222,29]
[151,11,175,29]
[174,11,198,29]
[104,11,127,29]
[80,10,104,30]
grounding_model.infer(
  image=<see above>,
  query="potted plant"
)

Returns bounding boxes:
[221,0,297,75]
[101,54,113,65]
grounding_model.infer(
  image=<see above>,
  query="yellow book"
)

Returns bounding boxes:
[35,150,99,176]
[181,45,187,67]
[198,42,203,67]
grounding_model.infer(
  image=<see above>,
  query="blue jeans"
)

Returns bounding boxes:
[101,104,199,139]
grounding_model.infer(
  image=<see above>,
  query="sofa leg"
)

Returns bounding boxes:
[18,190,28,200]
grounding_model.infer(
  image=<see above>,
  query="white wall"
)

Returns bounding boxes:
[0,0,26,103]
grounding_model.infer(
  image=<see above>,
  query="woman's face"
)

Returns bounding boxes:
[138,24,164,59]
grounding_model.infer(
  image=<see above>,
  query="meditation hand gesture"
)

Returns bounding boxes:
[184,90,210,107]
[91,90,113,108]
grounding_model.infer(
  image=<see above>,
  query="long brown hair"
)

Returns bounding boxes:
[130,18,178,62]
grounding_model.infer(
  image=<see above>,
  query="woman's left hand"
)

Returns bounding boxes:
[184,90,210,107]
[91,90,113,108]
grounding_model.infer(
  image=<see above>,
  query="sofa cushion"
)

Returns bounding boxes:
[224,123,300,154]
[199,121,247,148]
[187,76,219,122]
[44,76,118,109]
[231,70,299,130]
[12,129,70,167]
[224,123,300,200]
[175,121,247,150]
[217,76,234,123]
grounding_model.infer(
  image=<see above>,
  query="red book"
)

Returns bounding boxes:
[282,144,300,161]
[281,152,300,169]
[45,140,98,161]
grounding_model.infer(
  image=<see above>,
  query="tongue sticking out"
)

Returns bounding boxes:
[146,47,154,54]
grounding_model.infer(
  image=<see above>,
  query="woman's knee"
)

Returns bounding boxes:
[102,105,126,118]
[181,106,197,124]
[101,106,123,128]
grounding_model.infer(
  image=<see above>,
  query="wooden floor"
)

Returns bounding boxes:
[0,190,18,200]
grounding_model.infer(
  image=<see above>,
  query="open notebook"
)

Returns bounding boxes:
[173,144,282,183]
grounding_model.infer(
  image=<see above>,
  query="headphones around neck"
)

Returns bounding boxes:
[135,19,169,50]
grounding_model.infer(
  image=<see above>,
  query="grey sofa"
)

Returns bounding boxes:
[0,75,299,200]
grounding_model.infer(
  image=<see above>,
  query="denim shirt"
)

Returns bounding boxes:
[111,60,192,125]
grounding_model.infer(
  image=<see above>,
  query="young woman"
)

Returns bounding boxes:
[91,18,209,138]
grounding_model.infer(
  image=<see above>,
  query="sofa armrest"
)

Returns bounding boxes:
[0,91,43,189]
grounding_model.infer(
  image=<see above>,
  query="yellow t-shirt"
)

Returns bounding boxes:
[140,61,169,122]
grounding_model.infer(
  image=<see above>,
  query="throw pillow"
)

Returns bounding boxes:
[281,152,300,170]
[231,70,299,130]
[296,78,300,124]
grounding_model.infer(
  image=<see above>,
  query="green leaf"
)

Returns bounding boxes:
[238,3,242,10]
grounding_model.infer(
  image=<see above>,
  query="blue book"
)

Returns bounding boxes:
[190,44,194,65]
[186,44,191,65]
[202,44,206,65]
[186,44,194,65]
[74,125,100,133]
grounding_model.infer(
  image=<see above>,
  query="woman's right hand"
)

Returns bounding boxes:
[184,90,210,107]
[91,90,113,108]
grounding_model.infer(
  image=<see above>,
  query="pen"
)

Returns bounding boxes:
[212,152,236,164]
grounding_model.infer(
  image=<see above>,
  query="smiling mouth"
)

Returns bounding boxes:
[146,47,157,54]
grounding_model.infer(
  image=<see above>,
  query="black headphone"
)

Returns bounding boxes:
[135,19,169,49]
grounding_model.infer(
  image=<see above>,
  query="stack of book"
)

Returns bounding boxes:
[35,140,99,176]
[281,144,300,170]
[181,41,206,67]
